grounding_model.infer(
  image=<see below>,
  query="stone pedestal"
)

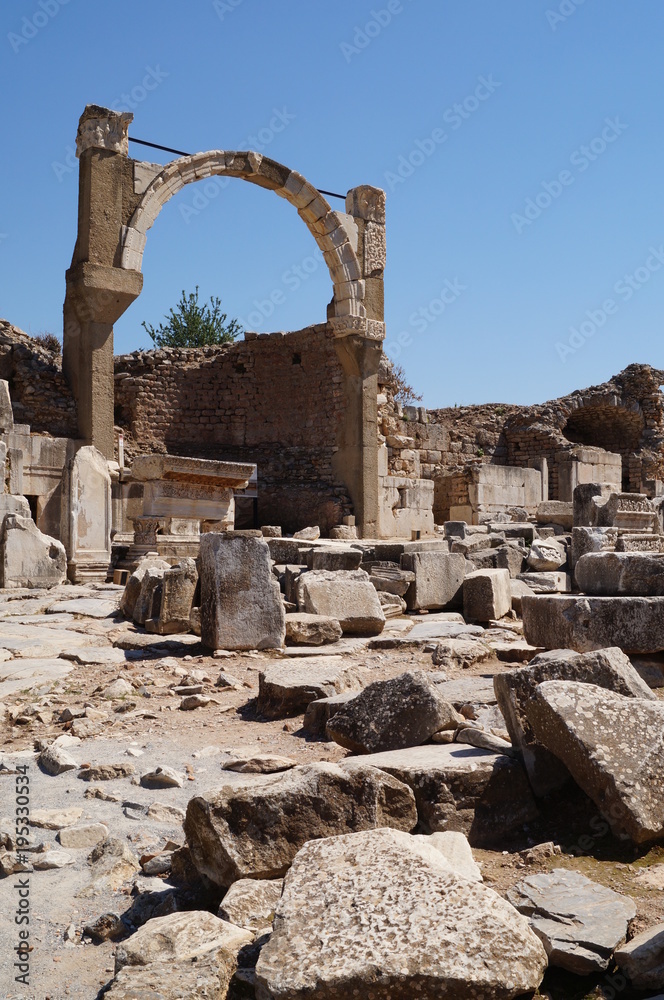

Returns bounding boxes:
[126,454,255,567]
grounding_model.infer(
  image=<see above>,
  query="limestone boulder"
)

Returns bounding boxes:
[400,551,466,611]
[527,538,567,572]
[296,569,385,635]
[527,680,664,843]
[0,514,66,589]
[218,877,284,931]
[575,551,664,596]
[257,658,360,718]
[309,547,362,571]
[431,637,493,670]
[200,533,285,650]
[254,828,547,1000]
[463,568,511,622]
[507,868,635,974]
[284,612,342,646]
[302,692,356,735]
[183,762,417,886]
[114,909,252,971]
[522,594,664,653]
[326,671,462,754]
[106,950,237,1000]
[494,646,655,796]
[615,922,664,989]
[349,743,538,847]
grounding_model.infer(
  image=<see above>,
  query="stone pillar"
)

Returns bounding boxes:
[329,186,386,538]
[63,106,142,458]
[60,445,112,583]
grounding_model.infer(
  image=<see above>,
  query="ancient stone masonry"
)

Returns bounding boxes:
[378,362,664,522]
[114,326,353,532]
[0,320,77,437]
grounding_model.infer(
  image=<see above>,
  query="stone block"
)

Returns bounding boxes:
[573,483,613,527]
[60,446,112,583]
[400,552,466,611]
[575,551,664,596]
[536,501,573,530]
[517,571,572,594]
[522,594,664,653]
[0,514,66,589]
[284,613,342,646]
[296,569,385,635]
[494,647,654,796]
[308,547,362,571]
[570,526,618,569]
[153,557,198,634]
[463,569,511,622]
[200,534,285,651]
[495,544,526,578]
[257,659,359,718]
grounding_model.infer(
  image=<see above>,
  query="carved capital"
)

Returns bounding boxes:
[346,185,386,224]
[76,105,133,157]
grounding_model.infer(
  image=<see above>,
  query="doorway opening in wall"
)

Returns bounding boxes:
[25,495,38,522]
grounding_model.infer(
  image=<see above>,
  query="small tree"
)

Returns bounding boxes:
[32,332,62,354]
[142,287,242,348]
[388,362,423,406]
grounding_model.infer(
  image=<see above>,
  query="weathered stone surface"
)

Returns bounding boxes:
[326,671,461,753]
[495,543,526,578]
[302,691,356,735]
[86,837,140,892]
[257,658,359,719]
[106,950,238,999]
[114,910,252,971]
[350,744,538,847]
[518,571,572,594]
[494,647,655,796]
[510,578,536,614]
[615,922,664,989]
[527,538,567,572]
[570,525,618,569]
[527,680,664,843]
[293,526,320,540]
[537,501,573,529]
[255,828,547,1000]
[79,763,136,781]
[200,534,286,650]
[222,755,296,774]
[152,557,198,634]
[431,637,493,670]
[523,594,664,653]
[218,877,284,930]
[463,568,511,622]
[296,569,385,635]
[133,567,166,627]
[400,551,466,611]
[30,807,83,829]
[284,612,342,646]
[140,766,184,789]
[57,823,108,848]
[120,556,171,619]
[183,762,417,886]
[369,563,415,596]
[507,868,635,973]
[309,547,362,571]
[38,742,77,775]
[413,830,483,882]
[0,514,67,589]
[576,551,664,596]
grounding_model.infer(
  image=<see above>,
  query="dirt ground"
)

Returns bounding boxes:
[0,586,663,1000]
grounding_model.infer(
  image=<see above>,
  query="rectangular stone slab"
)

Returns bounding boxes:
[522,594,664,653]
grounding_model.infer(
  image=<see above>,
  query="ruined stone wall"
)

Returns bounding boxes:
[0,320,77,437]
[378,362,664,519]
[114,324,352,532]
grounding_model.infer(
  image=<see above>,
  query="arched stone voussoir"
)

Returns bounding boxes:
[122,152,362,292]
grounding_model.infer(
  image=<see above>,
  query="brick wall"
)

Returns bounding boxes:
[0,320,77,437]
[114,324,353,532]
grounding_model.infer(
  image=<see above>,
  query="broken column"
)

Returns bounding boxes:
[60,445,112,583]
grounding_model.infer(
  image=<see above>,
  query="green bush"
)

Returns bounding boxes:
[142,287,242,348]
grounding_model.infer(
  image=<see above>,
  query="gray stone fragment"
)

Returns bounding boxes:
[296,569,385,635]
[400,551,466,611]
[302,692,356,735]
[431,637,493,670]
[284,612,342,646]
[463,569,511,622]
[309,548,362,571]
[576,551,664,596]
[183,762,417,886]
[114,909,252,971]
[615,922,664,989]
[494,647,655,796]
[527,539,566,572]
[0,514,67,589]
[257,658,359,719]
[523,594,664,653]
[326,671,462,753]
[527,680,664,843]
[200,533,285,650]
[254,828,547,1000]
[38,742,77,775]
[507,868,635,974]
[218,877,284,931]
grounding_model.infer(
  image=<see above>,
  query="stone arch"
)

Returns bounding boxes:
[562,394,645,452]
[120,150,365,320]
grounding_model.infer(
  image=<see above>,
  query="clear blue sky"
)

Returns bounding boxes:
[2,0,663,407]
